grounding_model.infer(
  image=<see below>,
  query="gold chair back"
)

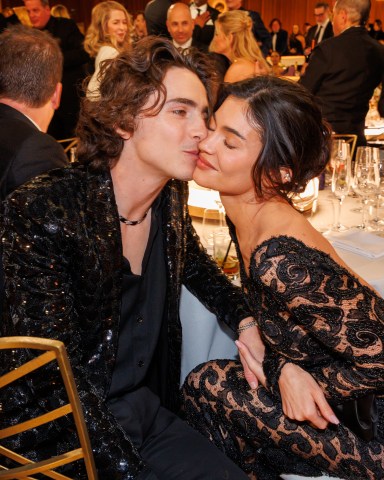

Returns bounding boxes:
[0,336,98,480]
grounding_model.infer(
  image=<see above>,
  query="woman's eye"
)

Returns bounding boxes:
[173,109,187,116]
[224,140,235,149]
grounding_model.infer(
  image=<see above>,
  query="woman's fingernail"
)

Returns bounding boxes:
[250,382,257,390]
[330,414,340,425]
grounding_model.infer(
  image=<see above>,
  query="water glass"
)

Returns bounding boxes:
[352,147,380,229]
[213,229,239,279]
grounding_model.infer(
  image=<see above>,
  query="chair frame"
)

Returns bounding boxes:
[56,138,78,154]
[0,337,98,480]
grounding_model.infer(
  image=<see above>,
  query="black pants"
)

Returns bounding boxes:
[108,386,249,480]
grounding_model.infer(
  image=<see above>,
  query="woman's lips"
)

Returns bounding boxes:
[196,155,217,170]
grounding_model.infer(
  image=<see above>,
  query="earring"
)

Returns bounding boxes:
[284,173,291,182]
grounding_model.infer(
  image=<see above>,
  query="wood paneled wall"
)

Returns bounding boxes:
[4,0,384,35]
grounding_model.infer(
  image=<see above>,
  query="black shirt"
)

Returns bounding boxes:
[108,195,167,398]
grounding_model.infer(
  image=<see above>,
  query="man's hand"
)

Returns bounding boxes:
[278,363,339,429]
[194,11,210,28]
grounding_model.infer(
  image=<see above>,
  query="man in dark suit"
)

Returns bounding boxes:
[269,17,289,55]
[304,2,334,56]
[24,0,89,140]
[0,25,68,313]
[190,0,220,49]
[225,0,271,56]
[300,0,384,146]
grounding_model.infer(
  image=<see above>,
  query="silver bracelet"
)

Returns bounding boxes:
[237,319,258,334]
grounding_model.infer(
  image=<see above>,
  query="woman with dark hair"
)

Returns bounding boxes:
[185,75,384,479]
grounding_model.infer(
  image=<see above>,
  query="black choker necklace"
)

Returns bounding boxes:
[119,209,149,226]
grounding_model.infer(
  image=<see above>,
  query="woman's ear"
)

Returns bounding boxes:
[280,168,292,183]
[228,32,234,48]
[115,127,131,140]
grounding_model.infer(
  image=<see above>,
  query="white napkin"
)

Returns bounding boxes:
[325,229,384,259]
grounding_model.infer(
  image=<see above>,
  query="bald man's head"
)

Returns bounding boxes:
[167,2,194,45]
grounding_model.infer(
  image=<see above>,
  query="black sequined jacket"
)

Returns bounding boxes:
[1,164,250,479]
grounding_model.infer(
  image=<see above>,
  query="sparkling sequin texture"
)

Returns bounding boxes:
[1,164,250,478]
[183,235,384,480]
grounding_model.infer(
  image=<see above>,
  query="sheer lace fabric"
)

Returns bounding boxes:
[183,236,384,479]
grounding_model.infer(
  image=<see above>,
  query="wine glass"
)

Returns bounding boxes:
[331,152,351,231]
[352,149,380,229]
[325,139,345,188]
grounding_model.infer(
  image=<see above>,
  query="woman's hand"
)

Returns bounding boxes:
[236,325,266,390]
[278,363,339,429]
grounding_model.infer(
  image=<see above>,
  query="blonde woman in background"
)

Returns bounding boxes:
[209,10,270,83]
[51,4,71,19]
[85,1,131,97]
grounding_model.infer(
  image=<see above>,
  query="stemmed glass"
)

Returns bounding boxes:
[370,149,384,231]
[331,145,351,231]
[202,192,226,249]
[352,147,380,230]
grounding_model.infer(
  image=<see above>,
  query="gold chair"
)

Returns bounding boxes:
[57,138,78,162]
[332,134,358,160]
[57,138,78,154]
[0,336,98,479]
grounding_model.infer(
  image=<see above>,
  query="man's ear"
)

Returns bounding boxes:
[115,127,131,140]
[51,82,62,111]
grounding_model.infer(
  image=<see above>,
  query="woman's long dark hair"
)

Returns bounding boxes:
[215,76,332,200]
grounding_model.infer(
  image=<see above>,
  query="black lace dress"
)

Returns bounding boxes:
[183,236,384,480]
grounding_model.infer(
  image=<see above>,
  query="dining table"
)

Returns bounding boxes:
[180,182,384,384]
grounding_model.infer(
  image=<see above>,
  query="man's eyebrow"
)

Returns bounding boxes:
[166,97,209,113]
[166,97,198,107]
[223,126,246,140]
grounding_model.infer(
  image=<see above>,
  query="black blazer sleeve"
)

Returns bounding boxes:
[2,133,68,200]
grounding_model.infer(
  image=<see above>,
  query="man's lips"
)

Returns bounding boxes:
[184,149,199,158]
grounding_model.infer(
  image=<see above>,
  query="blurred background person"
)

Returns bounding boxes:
[190,0,219,50]
[166,3,207,53]
[370,18,384,44]
[300,0,384,147]
[304,2,333,56]
[85,1,132,97]
[269,17,288,55]
[289,24,305,54]
[131,11,147,43]
[24,0,89,140]
[269,50,285,76]
[225,0,271,56]
[210,10,270,83]
[51,4,71,19]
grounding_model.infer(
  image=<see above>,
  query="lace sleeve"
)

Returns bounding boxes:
[250,237,384,401]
